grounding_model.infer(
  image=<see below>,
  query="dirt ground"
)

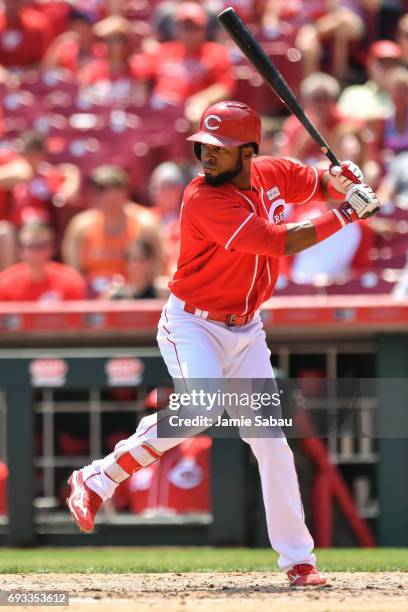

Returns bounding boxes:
[0,572,407,612]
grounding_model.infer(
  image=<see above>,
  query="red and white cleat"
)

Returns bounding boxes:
[287,564,326,587]
[66,469,103,533]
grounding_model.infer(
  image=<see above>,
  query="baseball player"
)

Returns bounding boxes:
[67,101,380,586]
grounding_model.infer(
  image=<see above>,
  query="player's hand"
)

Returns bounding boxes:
[329,160,364,193]
[338,183,380,223]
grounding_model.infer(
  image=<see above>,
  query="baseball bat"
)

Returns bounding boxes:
[218,7,341,166]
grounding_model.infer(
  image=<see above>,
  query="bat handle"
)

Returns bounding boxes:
[321,146,341,167]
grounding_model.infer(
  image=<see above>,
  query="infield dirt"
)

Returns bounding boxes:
[1,571,407,612]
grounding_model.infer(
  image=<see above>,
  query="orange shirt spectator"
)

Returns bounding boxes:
[62,165,162,294]
[131,2,234,121]
[0,0,53,67]
[0,222,86,302]
[75,208,144,282]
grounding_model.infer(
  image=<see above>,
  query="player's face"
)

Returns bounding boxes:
[201,144,243,186]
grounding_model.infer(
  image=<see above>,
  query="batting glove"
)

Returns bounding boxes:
[338,183,380,223]
[329,160,364,193]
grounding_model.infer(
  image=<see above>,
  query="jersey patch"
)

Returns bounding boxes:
[269,198,286,224]
[266,186,280,201]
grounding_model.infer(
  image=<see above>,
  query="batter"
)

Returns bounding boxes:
[67,101,380,586]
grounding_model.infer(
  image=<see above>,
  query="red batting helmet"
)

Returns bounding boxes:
[187,101,261,160]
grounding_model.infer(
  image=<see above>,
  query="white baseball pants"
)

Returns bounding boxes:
[83,293,316,571]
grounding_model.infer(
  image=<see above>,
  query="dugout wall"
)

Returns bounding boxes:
[0,298,407,548]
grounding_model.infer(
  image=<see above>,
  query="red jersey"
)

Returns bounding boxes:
[169,157,326,314]
[114,437,211,514]
[0,261,86,302]
[131,41,234,104]
[0,6,53,67]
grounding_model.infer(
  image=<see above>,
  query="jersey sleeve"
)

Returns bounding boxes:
[260,157,327,205]
[186,189,287,257]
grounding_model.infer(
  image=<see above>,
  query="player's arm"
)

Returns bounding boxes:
[285,183,379,255]
[203,184,379,258]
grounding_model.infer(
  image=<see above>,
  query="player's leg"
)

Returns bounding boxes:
[67,296,227,530]
[225,317,317,574]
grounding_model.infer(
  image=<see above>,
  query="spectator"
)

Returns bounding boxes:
[101,238,158,299]
[131,2,235,122]
[377,151,408,213]
[42,7,105,73]
[333,122,381,189]
[149,161,186,276]
[152,1,218,43]
[294,0,365,81]
[33,0,72,38]
[397,13,408,66]
[62,165,162,295]
[0,0,53,67]
[0,147,31,269]
[280,72,346,163]
[0,222,86,301]
[338,40,402,121]
[11,131,81,228]
[79,14,146,104]
[257,0,296,43]
[373,66,408,159]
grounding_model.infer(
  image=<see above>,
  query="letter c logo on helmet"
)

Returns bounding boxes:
[204,114,221,131]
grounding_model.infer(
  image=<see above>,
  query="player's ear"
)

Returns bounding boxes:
[242,144,255,159]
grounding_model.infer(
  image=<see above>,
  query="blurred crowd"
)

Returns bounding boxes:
[1,0,408,298]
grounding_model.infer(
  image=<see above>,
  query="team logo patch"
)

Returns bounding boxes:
[268,198,286,224]
[266,186,280,201]
[204,114,221,131]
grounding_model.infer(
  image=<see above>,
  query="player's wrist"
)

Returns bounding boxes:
[337,202,358,224]
[312,209,346,243]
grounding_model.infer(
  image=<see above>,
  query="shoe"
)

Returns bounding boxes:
[66,469,103,533]
[287,564,326,586]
